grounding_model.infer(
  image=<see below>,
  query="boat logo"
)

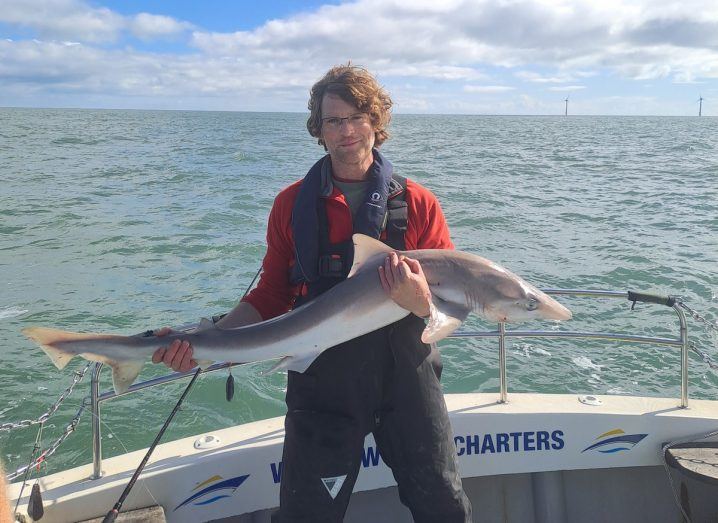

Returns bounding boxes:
[370,192,381,202]
[321,474,347,499]
[582,429,648,454]
[174,474,250,511]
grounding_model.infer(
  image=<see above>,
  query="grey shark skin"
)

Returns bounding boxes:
[23,234,571,394]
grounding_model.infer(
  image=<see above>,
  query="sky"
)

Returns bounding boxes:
[0,0,716,115]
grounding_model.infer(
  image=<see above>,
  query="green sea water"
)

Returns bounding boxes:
[1,108,717,478]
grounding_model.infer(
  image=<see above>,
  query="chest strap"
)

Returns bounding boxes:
[315,174,407,280]
[294,175,408,306]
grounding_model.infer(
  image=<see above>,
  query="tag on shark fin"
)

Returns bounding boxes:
[196,318,215,331]
[110,360,144,395]
[421,299,471,344]
[348,234,394,278]
[263,352,321,375]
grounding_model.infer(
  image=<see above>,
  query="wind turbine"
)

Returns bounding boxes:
[697,95,704,116]
[564,95,569,116]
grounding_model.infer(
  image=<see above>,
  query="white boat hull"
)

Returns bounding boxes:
[10,392,718,522]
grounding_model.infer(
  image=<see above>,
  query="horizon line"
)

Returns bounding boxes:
[0,105,712,118]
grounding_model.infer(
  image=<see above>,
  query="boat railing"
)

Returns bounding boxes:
[87,288,689,480]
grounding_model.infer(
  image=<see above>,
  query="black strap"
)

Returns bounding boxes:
[316,197,351,279]
[385,175,407,250]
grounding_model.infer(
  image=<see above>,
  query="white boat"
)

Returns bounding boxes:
[8,289,718,522]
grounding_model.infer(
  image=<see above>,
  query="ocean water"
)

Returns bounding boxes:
[1,108,717,478]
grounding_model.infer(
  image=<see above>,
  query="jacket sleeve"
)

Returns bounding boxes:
[404,180,454,251]
[241,187,299,320]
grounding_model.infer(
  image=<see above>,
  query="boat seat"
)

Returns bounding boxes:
[665,442,718,522]
[666,442,718,485]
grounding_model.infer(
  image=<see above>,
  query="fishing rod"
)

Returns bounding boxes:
[101,266,262,521]
[101,367,202,523]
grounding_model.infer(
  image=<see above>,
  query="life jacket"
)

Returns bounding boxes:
[290,149,407,307]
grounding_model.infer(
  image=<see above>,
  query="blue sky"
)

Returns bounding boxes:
[1,0,715,115]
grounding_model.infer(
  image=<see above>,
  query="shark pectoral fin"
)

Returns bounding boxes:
[421,299,471,344]
[110,360,144,395]
[262,351,321,375]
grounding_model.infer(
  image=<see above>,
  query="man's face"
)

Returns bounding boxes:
[320,93,375,171]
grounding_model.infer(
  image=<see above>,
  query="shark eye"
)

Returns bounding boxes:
[526,297,538,311]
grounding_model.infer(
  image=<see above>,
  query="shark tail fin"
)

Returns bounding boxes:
[23,326,145,395]
[22,326,107,370]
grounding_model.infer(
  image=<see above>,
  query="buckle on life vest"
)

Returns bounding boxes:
[318,254,344,278]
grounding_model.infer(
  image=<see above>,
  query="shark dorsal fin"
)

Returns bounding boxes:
[349,234,394,278]
[197,317,214,331]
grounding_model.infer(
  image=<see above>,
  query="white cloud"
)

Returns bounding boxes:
[0,38,317,106]
[0,0,124,42]
[464,85,516,93]
[547,85,587,92]
[0,0,191,42]
[515,71,580,83]
[517,72,561,83]
[376,64,487,81]
[185,0,718,84]
[1,0,717,113]
[130,13,193,40]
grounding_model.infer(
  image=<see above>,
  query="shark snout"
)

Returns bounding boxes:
[539,298,572,321]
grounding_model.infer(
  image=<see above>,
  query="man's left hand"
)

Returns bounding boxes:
[378,252,432,318]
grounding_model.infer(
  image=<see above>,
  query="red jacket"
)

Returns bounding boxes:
[242,178,454,320]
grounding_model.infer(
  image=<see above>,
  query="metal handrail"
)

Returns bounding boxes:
[88,288,689,480]
[90,361,239,479]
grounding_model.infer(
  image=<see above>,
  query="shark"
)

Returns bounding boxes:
[22,234,571,394]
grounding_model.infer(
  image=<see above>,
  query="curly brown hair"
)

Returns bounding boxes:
[307,64,393,148]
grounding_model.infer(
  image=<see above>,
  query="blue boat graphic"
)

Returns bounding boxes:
[582,429,648,454]
[174,474,250,511]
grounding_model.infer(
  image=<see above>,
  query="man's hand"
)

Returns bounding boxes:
[378,252,432,318]
[151,327,198,372]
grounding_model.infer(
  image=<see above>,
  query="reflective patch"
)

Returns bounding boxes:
[321,475,347,499]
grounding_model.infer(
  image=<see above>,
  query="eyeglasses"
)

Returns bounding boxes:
[321,113,371,130]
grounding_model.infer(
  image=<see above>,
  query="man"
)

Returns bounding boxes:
[153,65,472,522]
